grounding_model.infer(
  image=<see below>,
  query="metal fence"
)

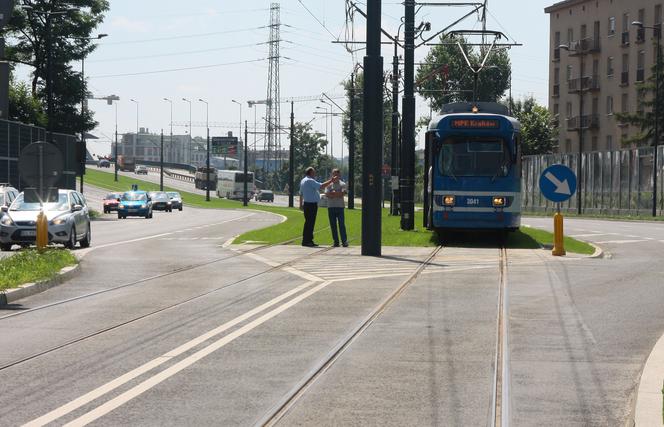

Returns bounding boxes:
[0,119,78,190]
[522,146,664,216]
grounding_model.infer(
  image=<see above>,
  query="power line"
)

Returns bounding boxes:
[100,27,267,45]
[296,0,339,41]
[88,43,264,63]
[89,59,265,78]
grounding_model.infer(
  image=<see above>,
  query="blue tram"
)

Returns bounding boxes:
[423,102,522,232]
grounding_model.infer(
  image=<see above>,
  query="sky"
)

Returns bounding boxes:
[15,0,553,158]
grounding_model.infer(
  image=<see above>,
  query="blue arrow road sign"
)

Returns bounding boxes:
[539,164,577,203]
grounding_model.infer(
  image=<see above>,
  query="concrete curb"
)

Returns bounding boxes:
[634,333,664,426]
[588,242,605,258]
[0,262,81,306]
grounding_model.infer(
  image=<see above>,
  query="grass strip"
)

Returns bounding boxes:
[0,249,77,291]
[85,169,595,254]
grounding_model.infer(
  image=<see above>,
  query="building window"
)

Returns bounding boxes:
[591,136,598,151]
[607,56,614,76]
[607,96,614,115]
[621,53,629,85]
[566,101,573,118]
[637,50,645,81]
[565,139,572,152]
[637,88,646,114]
[656,4,662,25]
[567,27,574,45]
[554,67,560,84]
[553,103,559,115]
[606,135,613,151]
[621,93,629,113]
[581,24,587,40]
[609,16,616,35]
[622,13,630,44]
[566,64,573,81]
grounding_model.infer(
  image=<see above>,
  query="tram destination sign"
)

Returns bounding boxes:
[450,118,500,129]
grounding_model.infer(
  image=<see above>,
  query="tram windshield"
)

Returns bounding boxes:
[438,137,511,177]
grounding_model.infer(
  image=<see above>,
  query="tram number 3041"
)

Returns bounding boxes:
[467,198,480,205]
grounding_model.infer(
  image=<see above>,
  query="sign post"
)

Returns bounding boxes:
[539,164,577,256]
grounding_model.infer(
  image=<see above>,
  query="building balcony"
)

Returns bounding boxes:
[568,38,600,56]
[621,31,630,45]
[584,75,600,91]
[567,78,582,93]
[566,115,599,131]
[567,76,600,93]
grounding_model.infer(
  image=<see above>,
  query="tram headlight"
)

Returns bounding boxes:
[492,196,505,207]
[443,195,455,206]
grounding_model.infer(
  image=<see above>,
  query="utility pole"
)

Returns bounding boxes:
[114,101,118,182]
[244,120,248,207]
[80,53,85,194]
[289,101,295,208]
[577,58,585,215]
[391,40,400,216]
[160,130,164,190]
[400,0,415,230]
[362,0,383,256]
[348,72,356,210]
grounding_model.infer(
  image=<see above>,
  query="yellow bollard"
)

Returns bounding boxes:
[36,210,48,252]
[552,211,566,256]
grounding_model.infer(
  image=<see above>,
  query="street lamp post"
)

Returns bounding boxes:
[114,100,118,182]
[199,99,210,201]
[182,98,192,165]
[633,21,662,216]
[559,43,585,214]
[163,98,173,163]
[129,98,139,160]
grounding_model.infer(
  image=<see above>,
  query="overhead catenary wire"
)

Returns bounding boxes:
[99,27,267,45]
[87,43,266,63]
[89,58,266,78]
[296,0,340,41]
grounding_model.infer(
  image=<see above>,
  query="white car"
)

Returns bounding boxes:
[135,165,148,175]
[0,189,91,251]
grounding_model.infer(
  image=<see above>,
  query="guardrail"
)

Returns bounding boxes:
[165,170,195,183]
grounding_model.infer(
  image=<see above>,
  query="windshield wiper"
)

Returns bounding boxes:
[491,161,510,182]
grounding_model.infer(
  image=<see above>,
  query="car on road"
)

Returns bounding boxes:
[102,192,122,213]
[148,191,173,212]
[135,165,148,175]
[166,191,183,211]
[117,191,153,219]
[98,159,111,168]
[255,190,274,202]
[0,185,19,213]
[0,189,91,251]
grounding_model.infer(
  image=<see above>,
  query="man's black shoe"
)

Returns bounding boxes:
[342,242,349,247]
[333,242,340,247]
[302,242,319,247]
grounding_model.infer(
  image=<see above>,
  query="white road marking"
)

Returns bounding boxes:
[594,239,649,244]
[282,266,323,282]
[221,236,237,248]
[244,252,280,267]
[61,280,334,427]
[23,280,319,427]
[570,233,619,238]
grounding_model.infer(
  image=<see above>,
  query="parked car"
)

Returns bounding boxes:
[98,159,111,168]
[0,189,91,251]
[255,190,274,202]
[148,191,172,212]
[102,192,122,213]
[0,185,19,212]
[117,191,152,219]
[166,191,183,211]
[135,165,148,175]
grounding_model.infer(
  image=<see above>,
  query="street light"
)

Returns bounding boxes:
[162,98,174,191]
[559,43,585,214]
[182,98,192,165]
[231,99,243,146]
[129,99,139,160]
[199,98,210,201]
[633,21,662,216]
[163,98,173,162]
[76,33,108,194]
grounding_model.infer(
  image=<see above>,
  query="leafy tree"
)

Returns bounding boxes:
[8,77,46,127]
[416,35,511,111]
[616,47,664,147]
[3,0,110,134]
[509,96,557,155]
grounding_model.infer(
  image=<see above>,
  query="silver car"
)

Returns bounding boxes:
[0,189,91,251]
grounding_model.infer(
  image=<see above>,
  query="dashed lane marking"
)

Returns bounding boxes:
[594,239,650,244]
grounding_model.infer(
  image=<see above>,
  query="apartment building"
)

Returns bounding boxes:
[546,0,662,153]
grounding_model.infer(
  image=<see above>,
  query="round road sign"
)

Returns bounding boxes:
[18,141,64,188]
[539,164,577,203]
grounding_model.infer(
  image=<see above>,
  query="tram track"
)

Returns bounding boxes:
[0,236,341,373]
[491,246,511,427]
[257,244,444,427]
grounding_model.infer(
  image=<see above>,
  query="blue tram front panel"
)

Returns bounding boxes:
[428,111,521,231]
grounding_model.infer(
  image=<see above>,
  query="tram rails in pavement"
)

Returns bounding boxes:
[423,102,522,235]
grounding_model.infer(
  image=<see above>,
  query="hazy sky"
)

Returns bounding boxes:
[15,1,552,157]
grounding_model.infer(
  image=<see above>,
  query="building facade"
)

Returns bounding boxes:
[546,0,662,153]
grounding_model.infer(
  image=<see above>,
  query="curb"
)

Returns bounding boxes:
[588,242,605,258]
[0,262,81,306]
[634,333,664,426]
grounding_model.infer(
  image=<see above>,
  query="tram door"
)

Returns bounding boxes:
[423,131,436,230]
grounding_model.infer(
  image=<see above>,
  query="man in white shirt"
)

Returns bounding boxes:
[324,168,348,247]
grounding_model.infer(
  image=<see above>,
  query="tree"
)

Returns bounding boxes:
[3,0,110,134]
[509,96,557,155]
[416,35,511,111]
[616,47,664,147]
[8,77,46,127]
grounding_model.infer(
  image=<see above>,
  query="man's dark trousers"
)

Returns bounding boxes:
[328,207,347,245]
[302,202,318,245]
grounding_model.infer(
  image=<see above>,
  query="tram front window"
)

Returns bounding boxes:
[439,137,510,177]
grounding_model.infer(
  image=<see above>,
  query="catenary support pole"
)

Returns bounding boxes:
[160,130,164,191]
[400,0,415,230]
[244,120,249,207]
[289,101,295,208]
[391,40,400,216]
[348,72,356,210]
[206,127,210,202]
[362,0,383,256]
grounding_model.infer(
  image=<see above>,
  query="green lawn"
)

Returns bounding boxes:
[85,168,595,254]
[0,249,77,291]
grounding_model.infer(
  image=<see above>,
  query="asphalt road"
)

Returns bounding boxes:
[1,196,663,425]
